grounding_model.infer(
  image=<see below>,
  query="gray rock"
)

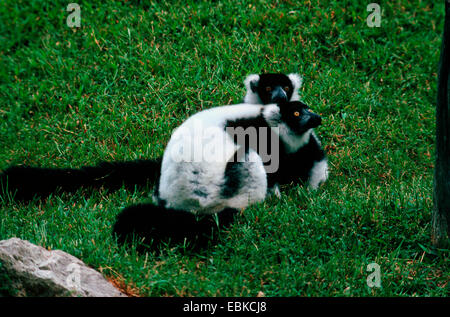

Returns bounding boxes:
[0,238,126,297]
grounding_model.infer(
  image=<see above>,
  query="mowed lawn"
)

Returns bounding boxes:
[0,0,448,296]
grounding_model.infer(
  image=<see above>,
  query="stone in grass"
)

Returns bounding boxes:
[0,237,126,297]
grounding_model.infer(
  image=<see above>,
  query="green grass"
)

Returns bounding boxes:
[0,0,448,296]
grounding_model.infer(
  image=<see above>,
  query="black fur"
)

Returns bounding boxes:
[273,133,326,186]
[224,110,279,177]
[112,204,238,252]
[224,110,267,134]
[279,101,322,135]
[0,159,161,201]
[221,156,247,199]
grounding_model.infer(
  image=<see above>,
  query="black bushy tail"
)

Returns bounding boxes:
[112,204,238,252]
[0,158,162,201]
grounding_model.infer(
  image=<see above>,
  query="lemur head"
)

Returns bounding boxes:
[244,73,303,105]
[279,101,321,134]
[264,101,321,135]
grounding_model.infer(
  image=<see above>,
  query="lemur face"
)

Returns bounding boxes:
[244,73,303,105]
[253,74,294,104]
[279,101,322,134]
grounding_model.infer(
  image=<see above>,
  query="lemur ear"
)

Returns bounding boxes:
[244,74,260,93]
[288,73,303,90]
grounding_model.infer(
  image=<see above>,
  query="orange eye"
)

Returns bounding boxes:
[294,111,300,117]
[284,86,290,92]
[265,86,272,92]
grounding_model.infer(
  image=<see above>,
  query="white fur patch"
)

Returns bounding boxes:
[280,128,312,153]
[261,104,281,125]
[288,73,303,89]
[308,159,328,190]
[243,74,262,104]
[288,73,303,102]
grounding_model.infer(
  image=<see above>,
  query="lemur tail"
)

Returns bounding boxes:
[112,204,238,252]
[0,159,162,201]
